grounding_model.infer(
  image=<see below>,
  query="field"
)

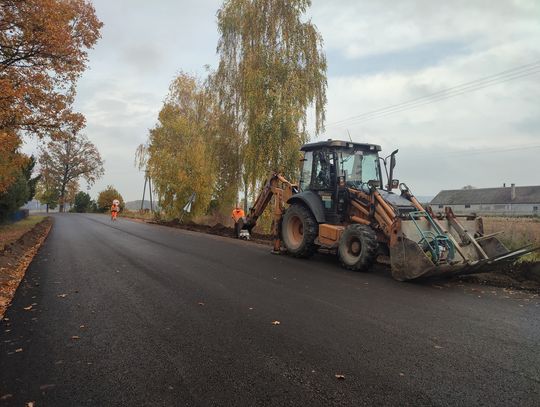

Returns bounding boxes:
[483,216,540,261]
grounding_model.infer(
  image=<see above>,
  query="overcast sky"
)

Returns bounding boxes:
[23,0,540,200]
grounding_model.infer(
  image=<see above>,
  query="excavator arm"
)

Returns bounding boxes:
[239,172,298,252]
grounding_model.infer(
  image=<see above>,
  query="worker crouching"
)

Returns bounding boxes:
[232,206,250,240]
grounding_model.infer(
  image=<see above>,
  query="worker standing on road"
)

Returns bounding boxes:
[111,199,120,221]
[231,205,245,237]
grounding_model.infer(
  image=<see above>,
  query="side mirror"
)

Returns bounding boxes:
[390,149,398,172]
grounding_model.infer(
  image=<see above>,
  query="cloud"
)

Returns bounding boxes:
[309,0,540,193]
[23,0,539,200]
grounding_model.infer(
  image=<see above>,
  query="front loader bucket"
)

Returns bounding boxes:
[389,236,539,281]
[389,211,539,281]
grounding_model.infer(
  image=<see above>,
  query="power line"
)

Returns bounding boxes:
[398,144,540,159]
[334,69,540,126]
[326,61,540,128]
[446,144,540,157]
[328,61,540,126]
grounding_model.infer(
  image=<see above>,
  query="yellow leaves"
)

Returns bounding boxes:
[0,132,28,194]
[147,72,218,219]
[271,320,281,325]
[216,0,327,191]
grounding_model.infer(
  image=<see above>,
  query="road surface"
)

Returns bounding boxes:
[1,214,539,406]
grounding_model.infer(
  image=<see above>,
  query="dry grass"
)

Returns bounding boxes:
[119,210,155,221]
[0,216,46,251]
[483,216,540,262]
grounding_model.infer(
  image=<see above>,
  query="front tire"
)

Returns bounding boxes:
[338,224,378,271]
[281,204,318,258]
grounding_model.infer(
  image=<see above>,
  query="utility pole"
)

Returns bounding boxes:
[140,169,154,212]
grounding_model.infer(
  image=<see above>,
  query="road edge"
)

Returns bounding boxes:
[0,217,53,320]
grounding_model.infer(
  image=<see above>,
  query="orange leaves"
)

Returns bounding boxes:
[0,132,27,193]
[0,0,103,137]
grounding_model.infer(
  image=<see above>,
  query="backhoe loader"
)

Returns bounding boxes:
[235,140,538,281]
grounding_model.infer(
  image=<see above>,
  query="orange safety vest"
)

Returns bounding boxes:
[231,208,245,222]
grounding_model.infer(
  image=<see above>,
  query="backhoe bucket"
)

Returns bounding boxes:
[389,212,539,281]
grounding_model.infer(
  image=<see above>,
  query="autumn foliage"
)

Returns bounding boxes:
[38,134,104,212]
[142,0,327,219]
[97,186,124,213]
[0,0,103,198]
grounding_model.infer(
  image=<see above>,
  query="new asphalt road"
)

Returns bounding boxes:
[1,214,539,406]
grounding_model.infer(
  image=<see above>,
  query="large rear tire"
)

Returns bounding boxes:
[281,204,318,258]
[338,224,378,271]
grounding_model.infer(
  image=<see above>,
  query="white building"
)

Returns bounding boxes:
[430,184,540,216]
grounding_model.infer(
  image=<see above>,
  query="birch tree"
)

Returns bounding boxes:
[215,0,327,202]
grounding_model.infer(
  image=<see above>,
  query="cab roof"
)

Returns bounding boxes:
[300,139,381,152]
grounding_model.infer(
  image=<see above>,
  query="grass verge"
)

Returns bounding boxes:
[0,217,52,319]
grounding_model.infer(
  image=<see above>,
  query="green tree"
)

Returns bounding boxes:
[35,180,59,212]
[39,133,104,212]
[215,0,327,204]
[73,191,91,213]
[146,73,217,219]
[97,186,124,213]
[0,155,39,222]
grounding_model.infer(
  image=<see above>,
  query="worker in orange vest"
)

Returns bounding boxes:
[231,206,245,223]
[111,199,120,221]
[232,205,245,237]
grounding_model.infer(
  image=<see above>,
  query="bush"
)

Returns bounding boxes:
[74,191,91,213]
[97,186,124,213]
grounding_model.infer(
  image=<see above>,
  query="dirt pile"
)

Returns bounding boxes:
[153,220,272,243]
[451,261,540,292]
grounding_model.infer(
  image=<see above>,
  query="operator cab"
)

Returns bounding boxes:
[300,140,382,223]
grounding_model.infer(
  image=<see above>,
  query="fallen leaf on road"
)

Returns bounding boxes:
[39,384,55,390]
[26,402,35,407]
[23,305,32,311]
[15,348,23,353]
[335,374,345,380]
[249,307,254,310]
[399,372,405,377]
[434,345,443,349]
[271,320,280,325]
[0,394,13,401]
[71,335,80,340]
[79,325,85,329]
[57,294,67,298]
[197,302,205,306]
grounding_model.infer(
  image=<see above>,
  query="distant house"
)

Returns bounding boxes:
[430,184,540,216]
